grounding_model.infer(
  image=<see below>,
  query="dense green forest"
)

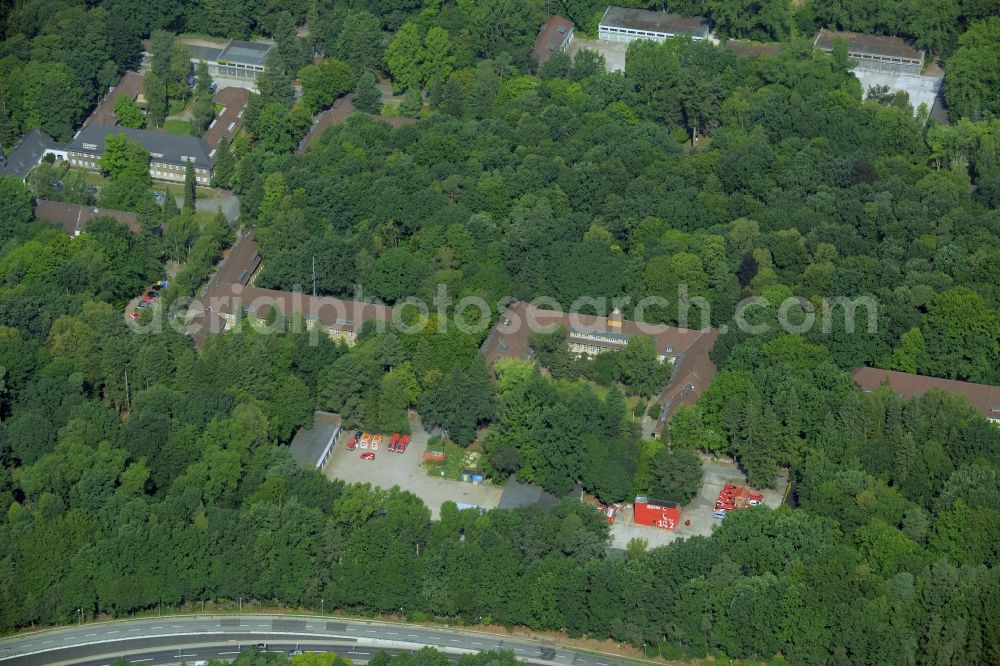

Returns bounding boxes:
[188,646,522,666]
[2,1,1000,665]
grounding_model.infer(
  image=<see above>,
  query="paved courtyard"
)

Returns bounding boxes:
[322,413,503,519]
[568,37,627,73]
[608,456,788,549]
[853,69,942,115]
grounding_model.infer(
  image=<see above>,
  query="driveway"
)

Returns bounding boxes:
[174,191,240,222]
[607,456,788,549]
[323,413,503,518]
[568,38,627,72]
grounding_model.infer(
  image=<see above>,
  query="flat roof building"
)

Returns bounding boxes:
[198,39,274,85]
[289,411,342,470]
[533,16,575,66]
[598,6,710,44]
[814,29,924,75]
[67,124,213,185]
[852,367,1000,424]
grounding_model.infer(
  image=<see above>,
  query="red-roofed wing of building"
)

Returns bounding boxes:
[852,367,1000,424]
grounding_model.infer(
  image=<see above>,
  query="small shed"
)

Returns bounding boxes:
[289,411,342,470]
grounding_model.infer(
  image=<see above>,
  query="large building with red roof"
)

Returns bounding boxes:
[480,301,718,434]
[852,367,1000,425]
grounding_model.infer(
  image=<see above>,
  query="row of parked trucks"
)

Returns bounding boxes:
[713,483,764,518]
[346,431,410,453]
[588,484,765,532]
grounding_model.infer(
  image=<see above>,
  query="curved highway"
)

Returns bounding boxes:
[0,615,640,666]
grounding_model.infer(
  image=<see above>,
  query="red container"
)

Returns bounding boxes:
[633,497,680,530]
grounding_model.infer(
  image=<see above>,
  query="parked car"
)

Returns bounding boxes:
[346,438,356,451]
[127,311,140,320]
[141,291,159,302]
[360,451,375,461]
[256,643,268,651]
[354,430,363,440]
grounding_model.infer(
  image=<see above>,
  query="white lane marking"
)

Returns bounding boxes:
[150,627,164,630]
[219,652,241,655]
[41,641,52,644]
[84,633,97,637]
[131,659,152,662]
[107,631,119,634]
[128,628,139,632]
[597,662,609,665]
[349,652,371,655]
[407,634,420,638]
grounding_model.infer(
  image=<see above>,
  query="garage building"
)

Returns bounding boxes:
[289,411,342,470]
[598,6,710,43]
[814,29,924,75]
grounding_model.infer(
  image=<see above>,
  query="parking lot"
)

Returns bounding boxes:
[607,456,788,549]
[322,413,503,519]
[568,37,627,72]
[853,69,942,115]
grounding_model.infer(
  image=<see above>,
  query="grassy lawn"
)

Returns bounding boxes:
[158,181,218,199]
[422,437,485,481]
[162,119,192,135]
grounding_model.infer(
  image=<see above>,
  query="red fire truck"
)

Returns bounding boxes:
[714,484,764,518]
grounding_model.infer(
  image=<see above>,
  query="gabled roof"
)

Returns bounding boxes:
[33,199,142,235]
[480,301,708,367]
[599,7,710,39]
[655,327,720,434]
[203,87,250,149]
[69,124,213,169]
[532,16,574,65]
[852,367,1000,421]
[83,71,145,129]
[297,93,417,155]
[0,129,52,180]
[212,230,261,286]
[202,282,391,332]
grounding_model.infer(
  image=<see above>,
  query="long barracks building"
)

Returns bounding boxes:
[67,124,213,185]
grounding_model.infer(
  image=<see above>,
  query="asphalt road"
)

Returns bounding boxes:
[0,615,640,666]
